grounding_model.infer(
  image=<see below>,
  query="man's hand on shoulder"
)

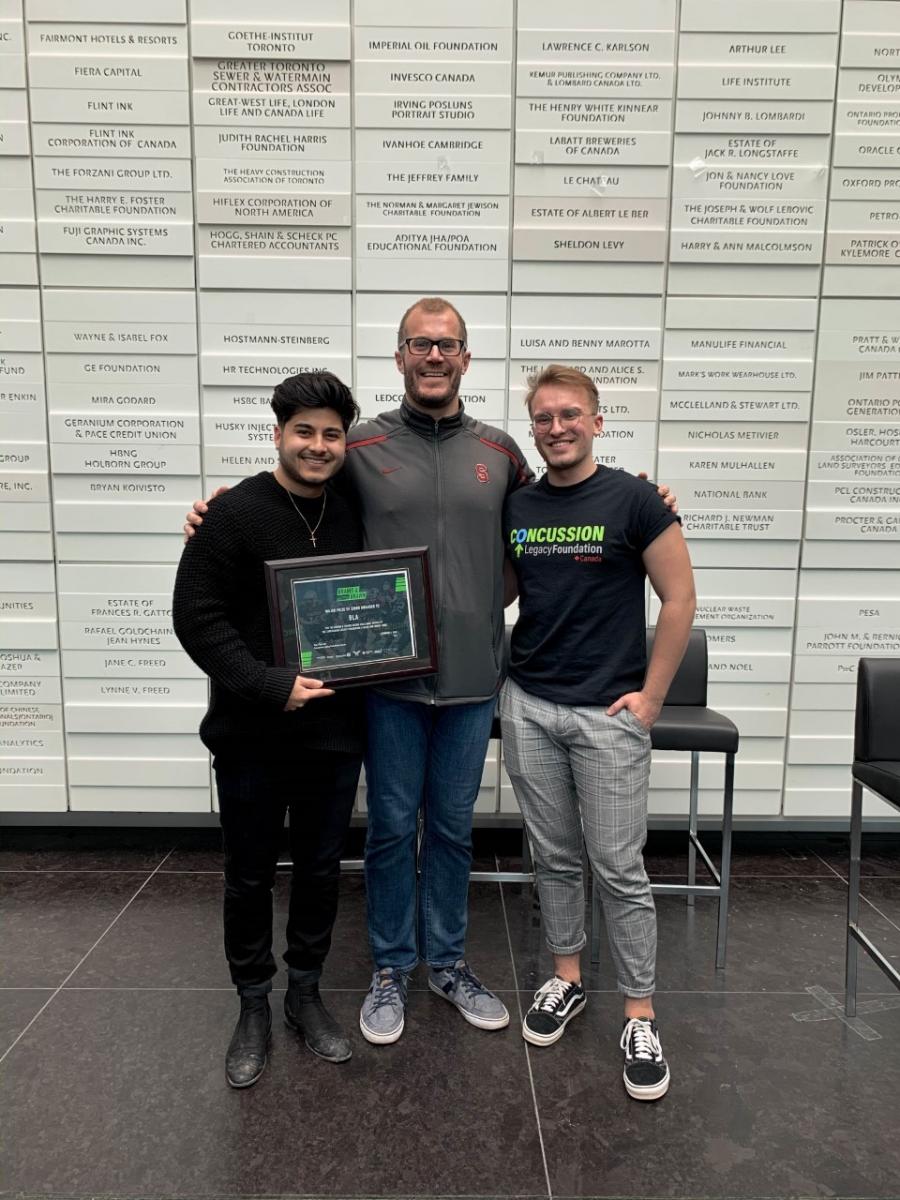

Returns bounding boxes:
[636,472,678,514]
[284,675,335,711]
[183,485,230,542]
[606,690,663,730]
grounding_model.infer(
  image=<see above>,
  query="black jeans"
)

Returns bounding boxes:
[214,751,362,991]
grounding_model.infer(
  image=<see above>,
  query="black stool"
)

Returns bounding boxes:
[845,657,900,1017]
[590,628,739,969]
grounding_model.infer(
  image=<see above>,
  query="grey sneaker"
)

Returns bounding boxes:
[428,959,510,1030]
[359,967,408,1045]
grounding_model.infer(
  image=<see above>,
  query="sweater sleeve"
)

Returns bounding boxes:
[172,497,297,710]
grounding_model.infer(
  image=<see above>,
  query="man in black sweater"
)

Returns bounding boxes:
[173,372,364,1088]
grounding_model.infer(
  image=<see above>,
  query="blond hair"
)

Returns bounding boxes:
[524,364,599,414]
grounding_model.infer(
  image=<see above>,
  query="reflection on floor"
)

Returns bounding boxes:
[2,827,900,1199]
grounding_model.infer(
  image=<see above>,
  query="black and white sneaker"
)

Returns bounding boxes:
[620,1017,670,1101]
[522,977,586,1046]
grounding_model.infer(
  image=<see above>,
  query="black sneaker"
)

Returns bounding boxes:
[620,1017,670,1101]
[522,976,586,1046]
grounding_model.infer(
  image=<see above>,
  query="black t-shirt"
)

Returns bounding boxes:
[503,467,679,706]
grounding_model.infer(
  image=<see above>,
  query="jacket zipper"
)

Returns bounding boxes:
[430,419,445,703]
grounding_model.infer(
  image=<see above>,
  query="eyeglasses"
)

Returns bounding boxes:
[531,407,592,432]
[400,337,466,357]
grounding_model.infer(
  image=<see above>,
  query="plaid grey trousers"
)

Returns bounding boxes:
[499,676,656,997]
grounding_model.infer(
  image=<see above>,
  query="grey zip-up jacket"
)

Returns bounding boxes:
[343,401,533,705]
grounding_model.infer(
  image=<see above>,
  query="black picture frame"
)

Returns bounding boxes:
[264,546,438,687]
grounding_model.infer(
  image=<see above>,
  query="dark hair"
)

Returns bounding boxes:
[270,371,359,432]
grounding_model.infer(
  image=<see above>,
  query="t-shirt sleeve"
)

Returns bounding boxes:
[635,485,681,553]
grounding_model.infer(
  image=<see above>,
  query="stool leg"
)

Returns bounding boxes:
[715,752,734,970]
[845,778,863,1018]
[687,750,699,907]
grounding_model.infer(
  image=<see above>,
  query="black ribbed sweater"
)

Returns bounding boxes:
[172,471,365,760]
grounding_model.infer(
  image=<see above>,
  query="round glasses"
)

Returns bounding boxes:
[530,407,592,432]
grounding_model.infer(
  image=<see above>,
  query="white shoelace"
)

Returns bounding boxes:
[533,976,573,1013]
[620,1017,662,1061]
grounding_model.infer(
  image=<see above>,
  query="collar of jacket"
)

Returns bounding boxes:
[400,397,465,437]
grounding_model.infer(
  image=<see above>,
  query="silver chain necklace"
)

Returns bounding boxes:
[286,487,327,549]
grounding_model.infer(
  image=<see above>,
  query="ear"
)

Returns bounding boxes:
[394,348,404,375]
[273,423,283,448]
[460,347,471,375]
[592,412,604,437]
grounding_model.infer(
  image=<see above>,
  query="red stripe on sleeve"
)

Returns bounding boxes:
[479,437,530,484]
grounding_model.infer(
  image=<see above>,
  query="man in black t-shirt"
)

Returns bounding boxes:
[500,364,696,1102]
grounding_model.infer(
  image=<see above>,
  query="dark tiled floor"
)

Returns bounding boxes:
[2,829,900,1200]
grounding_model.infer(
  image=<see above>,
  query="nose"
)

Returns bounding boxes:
[425,341,444,362]
[547,414,568,432]
[307,431,327,452]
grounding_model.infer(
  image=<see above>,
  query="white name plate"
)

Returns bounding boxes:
[662,480,801,508]
[0,649,59,677]
[200,353,351,385]
[357,356,504,390]
[0,351,44,384]
[356,160,510,194]
[509,327,660,359]
[836,102,900,134]
[807,481,900,510]
[509,357,659,392]
[0,219,36,253]
[673,163,827,201]
[661,422,808,449]
[53,475,200,502]
[517,29,673,62]
[0,445,48,472]
[51,443,200,474]
[204,446,278,474]
[200,323,349,355]
[694,597,797,626]
[196,190,349,226]
[63,650,200,679]
[194,90,350,129]
[28,54,188,94]
[50,411,198,444]
[706,653,792,683]
[28,90,189,126]
[657,448,806,480]
[60,617,181,650]
[33,125,191,159]
[190,25,350,60]
[812,389,900,422]
[0,122,30,157]
[513,199,668,231]
[0,472,49,502]
[45,353,196,386]
[837,69,900,102]
[666,295,817,327]
[833,132,900,168]
[357,387,506,423]
[676,100,833,134]
[826,230,900,263]
[197,157,349,195]
[796,627,900,657]
[811,423,900,453]
[0,759,66,787]
[514,227,666,261]
[806,509,900,540]
[517,62,673,99]
[518,0,672,26]
[516,130,671,165]
[358,94,510,129]
[827,199,900,232]
[664,327,814,359]
[44,322,195,356]
[676,132,830,167]
[49,382,197,415]
[662,391,810,421]
[198,224,349,261]
[65,678,206,704]
[202,415,274,445]
[37,189,192,225]
[28,23,186,52]
[356,226,507,260]
[842,34,900,70]
[355,61,511,96]
[34,157,192,191]
[199,385,288,415]
[194,125,349,161]
[58,592,173,622]
[358,195,509,228]
[357,28,511,59]
[67,758,210,788]
[514,165,668,199]
[517,97,670,131]
[671,226,823,262]
[679,32,838,63]
[808,451,900,481]
[677,64,836,100]
[662,359,812,390]
[681,1,839,33]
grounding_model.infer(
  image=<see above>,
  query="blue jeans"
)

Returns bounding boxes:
[364,691,497,971]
